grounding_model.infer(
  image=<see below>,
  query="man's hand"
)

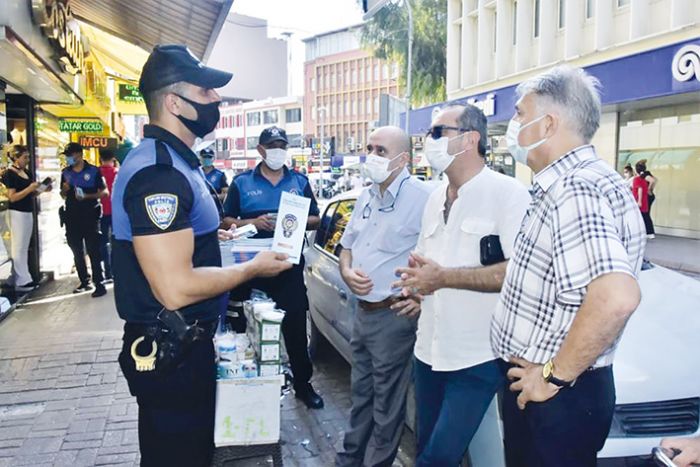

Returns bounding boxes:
[218,228,235,242]
[252,215,276,232]
[661,436,700,467]
[248,251,292,277]
[393,253,444,296]
[507,356,560,410]
[340,267,373,296]
[391,291,422,318]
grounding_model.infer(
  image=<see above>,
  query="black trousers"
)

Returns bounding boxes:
[499,361,616,467]
[641,211,655,235]
[118,325,216,467]
[66,216,104,285]
[246,261,313,391]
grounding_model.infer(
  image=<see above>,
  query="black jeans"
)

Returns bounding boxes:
[66,216,104,285]
[118,325,217,467]
[499,361,616,467]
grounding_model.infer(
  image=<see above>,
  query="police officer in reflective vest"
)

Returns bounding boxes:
[200,146,228,202]
[112,44,291,467]
[222,126,324,409]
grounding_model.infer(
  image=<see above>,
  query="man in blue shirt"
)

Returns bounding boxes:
[222,126,324,409]
[200,146,228,202]
[60,142,108,297]
[112,45,291,467]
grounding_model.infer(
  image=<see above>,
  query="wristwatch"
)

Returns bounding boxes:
[542,359,575,388]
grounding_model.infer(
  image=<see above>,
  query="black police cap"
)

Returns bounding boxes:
[259,126,288,146]
[139,44,233,95]
[200,147,215,158]
[63,142,84,155]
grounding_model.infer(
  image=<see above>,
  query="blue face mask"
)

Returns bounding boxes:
[65,156,76,166]
[201,158,214,167]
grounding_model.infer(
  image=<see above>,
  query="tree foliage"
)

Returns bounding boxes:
[359,0,447,107]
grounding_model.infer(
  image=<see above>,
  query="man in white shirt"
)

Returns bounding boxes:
[335,126,433,467]
[393,105,530,466]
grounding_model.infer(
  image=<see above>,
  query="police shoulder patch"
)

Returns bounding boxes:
[144,194,179,230]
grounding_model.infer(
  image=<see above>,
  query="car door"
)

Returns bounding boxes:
[304,198,357,344]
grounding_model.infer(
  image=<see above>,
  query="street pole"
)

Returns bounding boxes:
[405,0,413,138]
[317,106,327,197]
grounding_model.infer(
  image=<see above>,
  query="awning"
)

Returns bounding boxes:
[70,0,233,61]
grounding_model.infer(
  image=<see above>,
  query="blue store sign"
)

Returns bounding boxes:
[406,38,700,135]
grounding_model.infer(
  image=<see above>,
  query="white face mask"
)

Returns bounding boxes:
[363,153,404,184]
[263,148,288,171]
[424,133,467,174]
[506,115,548,165]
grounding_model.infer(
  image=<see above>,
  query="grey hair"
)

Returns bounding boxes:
[516,66,602,142]
[144,82,187,120]
[448,104,488,156]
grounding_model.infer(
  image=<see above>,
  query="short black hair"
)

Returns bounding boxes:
[64,142,84,156]
[451,104,488,156]
[100,149,115,161]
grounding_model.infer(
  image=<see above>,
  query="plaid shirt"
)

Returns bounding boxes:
[490,145,646,367]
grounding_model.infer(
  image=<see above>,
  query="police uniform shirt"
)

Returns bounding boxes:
[111,125,223,324]
[223,164,320,239]
[61,162,105,219]
[204,168,228,194]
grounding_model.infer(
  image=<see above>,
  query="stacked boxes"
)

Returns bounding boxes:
[243,299,286,377]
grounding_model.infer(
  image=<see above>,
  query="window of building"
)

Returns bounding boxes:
[352,69,357,85]
[345,69,350,87]
[558,0,565,29]
[392,62,399,79]
[382,64,389,80]
[533,0,540,37]
[617,0,629,7]
[263,110,278,124]
[513,1,518,45]
[247,112,261,126]
[344,100,348,117]
[373,96,379,114]
[366,66,371,82]
[285,108,302,123]
[228,115,233,128]
[352,99,357,115]
[586,0,594,18]
[247,137,258,149]
[236,114,243,127]
[235,138,245,150]
[374,64,379,81]
[311,77,316,92]
[366,97,371,115]
[493,11,498,52]
[311,106,316,121]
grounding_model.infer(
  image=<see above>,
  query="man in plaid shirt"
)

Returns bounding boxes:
[490,66,646,467]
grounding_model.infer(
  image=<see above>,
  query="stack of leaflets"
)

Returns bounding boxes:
[220,238,273,266]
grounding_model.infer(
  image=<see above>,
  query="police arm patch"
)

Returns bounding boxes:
[144,194,179,230]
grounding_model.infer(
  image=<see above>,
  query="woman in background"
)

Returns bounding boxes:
[633,161,655,239]
[1,146,51,291]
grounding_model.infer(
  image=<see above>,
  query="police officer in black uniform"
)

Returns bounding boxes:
[200,147,228,202]
[111,44,291,467]
[222,126,324,409]
[60,142,108,297]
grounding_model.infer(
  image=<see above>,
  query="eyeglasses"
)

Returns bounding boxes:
[426,125,472,140]
[362,176,410,219]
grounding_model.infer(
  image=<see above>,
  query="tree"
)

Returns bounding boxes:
[359,0,447,107]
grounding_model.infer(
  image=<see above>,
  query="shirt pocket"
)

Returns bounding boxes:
[453,217,496,266]
[377,224,419,254]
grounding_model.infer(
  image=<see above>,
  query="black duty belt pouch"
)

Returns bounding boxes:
[480,234,506,266]
[153,308,214,375]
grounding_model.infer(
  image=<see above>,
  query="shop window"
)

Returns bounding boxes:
[247,112,261,126]
[263,110,278,125]
[236,138,246,150]
[288,134,303,148]
[285,108,302,123]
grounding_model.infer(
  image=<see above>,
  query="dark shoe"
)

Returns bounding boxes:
[73,283,92,294]
[102,278,114,285]
[295,384,324,409]
[15,282,37,292]
[91,285,107,298]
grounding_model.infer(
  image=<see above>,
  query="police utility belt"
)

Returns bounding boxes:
[126,309,218,374]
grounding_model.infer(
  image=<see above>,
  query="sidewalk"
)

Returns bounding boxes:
[0,277,415,466]
[645,234,700,275]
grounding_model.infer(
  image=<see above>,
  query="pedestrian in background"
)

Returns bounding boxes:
[392,105,530,466]
[633,161,655,239]
[222,126,324,410]
[60,142,107,298]
[99,149,118,282]
[335,126,432,467]
[491,66,646,467]
[200,146,228,202]
[1,145,51,292]
[638,159,657,236]
[622,164,634,189]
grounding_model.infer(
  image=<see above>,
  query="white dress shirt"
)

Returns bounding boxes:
[340,169,433,302]
[414,167,531,371]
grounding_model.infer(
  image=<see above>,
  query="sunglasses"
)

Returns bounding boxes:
[426,125,472,140]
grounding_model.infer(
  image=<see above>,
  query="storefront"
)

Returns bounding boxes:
[407,38,700,239]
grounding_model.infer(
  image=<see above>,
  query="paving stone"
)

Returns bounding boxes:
[73,447,99,466]
[62,439,103,450]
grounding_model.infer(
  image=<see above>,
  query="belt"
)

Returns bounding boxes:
[358,296,401,312]
[124,319,218,339]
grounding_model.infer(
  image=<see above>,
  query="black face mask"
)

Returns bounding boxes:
[175,94,221,138]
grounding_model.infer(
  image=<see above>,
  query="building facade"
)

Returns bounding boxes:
[409,0,700,239]
[303,26,401,165]
[215,96,306,172]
